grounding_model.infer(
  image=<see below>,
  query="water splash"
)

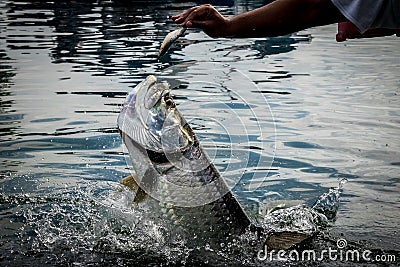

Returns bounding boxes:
[261,179,347,235]
[312,178,348,220]
[1,179,348,265]
[3,182,189,265]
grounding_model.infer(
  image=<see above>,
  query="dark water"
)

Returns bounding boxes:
[0,0,399,266]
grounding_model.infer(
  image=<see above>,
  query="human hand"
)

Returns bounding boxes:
[336,21,400,42]
[171,4,230,38]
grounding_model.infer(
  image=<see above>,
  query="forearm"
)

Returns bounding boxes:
[225,0,346,37]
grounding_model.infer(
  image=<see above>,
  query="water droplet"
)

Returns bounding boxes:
[339,178,348,189]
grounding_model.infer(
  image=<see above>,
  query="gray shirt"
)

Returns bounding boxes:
[331,0,400,33]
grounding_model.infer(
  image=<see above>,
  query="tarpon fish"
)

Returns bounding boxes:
[117,75,251,246]
[157,27,186,59]
[117,75,342,249]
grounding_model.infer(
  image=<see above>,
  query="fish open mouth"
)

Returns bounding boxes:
[118,75,195,157]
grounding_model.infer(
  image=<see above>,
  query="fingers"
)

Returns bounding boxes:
[184,5,211,25]
[172,4,213,28]
[171,6,198,24]
[171,4,227,38]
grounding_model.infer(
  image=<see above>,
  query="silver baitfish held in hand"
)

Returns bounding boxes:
[117,75,342,249]
[157,27,186,59]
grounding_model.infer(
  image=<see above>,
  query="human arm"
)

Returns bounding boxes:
[172,0,346,38]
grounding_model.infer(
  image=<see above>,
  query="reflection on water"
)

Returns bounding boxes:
[0,0,399,265]
[0,51,18,145]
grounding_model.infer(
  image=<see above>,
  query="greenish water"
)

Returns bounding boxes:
[0,0,399,266]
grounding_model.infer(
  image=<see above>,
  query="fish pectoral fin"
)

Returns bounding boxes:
[120,173,149,204]
[120,174,139,191]
[133,186,149,204]
[265,231,311,250]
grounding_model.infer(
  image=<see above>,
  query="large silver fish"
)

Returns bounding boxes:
[117,75,342,249]
[117,75,252,246]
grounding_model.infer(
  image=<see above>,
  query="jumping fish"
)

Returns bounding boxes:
[117,75,343,249]
[117,75,252,246]
[157,27,187,59]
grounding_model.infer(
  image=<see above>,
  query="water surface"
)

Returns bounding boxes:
[0,0,399,265]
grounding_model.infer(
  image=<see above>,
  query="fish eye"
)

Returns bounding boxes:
[165,97,175,108]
